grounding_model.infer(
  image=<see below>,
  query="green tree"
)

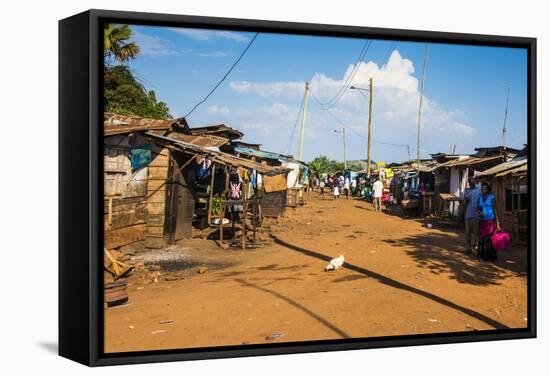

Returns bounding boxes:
[103,24,172,120]
[309,155,347,175]
[104,24,140,64]
[104,65,172,119]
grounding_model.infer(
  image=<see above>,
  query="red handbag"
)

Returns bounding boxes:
[491,230,511,250]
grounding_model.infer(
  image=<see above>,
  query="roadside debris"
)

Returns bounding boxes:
[265,332,285,341]
[104,281,128,307]
[197,266,208,274]
[159,320,174,324]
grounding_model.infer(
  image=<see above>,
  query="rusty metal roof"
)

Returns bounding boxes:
[437,155,504,168]
[495,162,528,177]
[104,112,179,136]
[165,132,229,148]
[145,132,289,176]
[189,124,243,140]
[477,157,527,177]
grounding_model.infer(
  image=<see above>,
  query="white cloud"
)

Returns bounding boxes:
[194,51,231,58]
[170,28,249,42]
[132,31,180,57]
[206,105,231,116]
[229,50,476,145]
[229,81,305,98]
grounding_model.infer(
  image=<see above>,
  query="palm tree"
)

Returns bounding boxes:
[104,24,140,64]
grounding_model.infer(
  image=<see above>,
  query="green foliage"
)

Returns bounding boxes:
[104,65,172,119]
[103,23,172,119]
[104,24,140,64]
[211,196,222,216]
[309,155,346,176]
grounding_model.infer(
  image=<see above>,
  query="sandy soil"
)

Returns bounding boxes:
[104,192,528,353]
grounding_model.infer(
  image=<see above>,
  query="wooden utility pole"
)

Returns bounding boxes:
[343,127,347,170]
[367,77,373,177]
[416,44,428,174]
[298,81,309,161]
[502,85,510,159]
[335,128,347,170]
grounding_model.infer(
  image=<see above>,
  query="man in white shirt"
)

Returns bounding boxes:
[344,177,350,199]
[372,178,384,212]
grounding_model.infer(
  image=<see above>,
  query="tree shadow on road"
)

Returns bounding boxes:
[383,232,527,286]
[271,235,509,330]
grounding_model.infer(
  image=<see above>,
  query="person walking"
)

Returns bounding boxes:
[344,176,350,199]
[319,178,326,198]
[463,178,481,256]
[333,183,340,200]
[351,178,357,197]
[372,178,384,212]
[478,182,500,261]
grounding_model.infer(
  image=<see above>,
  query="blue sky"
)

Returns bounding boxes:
[124,25,528,163]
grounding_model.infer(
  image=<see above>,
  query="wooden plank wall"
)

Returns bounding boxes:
[145,146,170,249]
[104,137,149,249]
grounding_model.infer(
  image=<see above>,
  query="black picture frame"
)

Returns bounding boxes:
[59,9,537,367]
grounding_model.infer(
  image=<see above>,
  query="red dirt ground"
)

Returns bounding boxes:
[104,192,527,353]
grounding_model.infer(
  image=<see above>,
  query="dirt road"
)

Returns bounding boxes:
[105,192,527,353]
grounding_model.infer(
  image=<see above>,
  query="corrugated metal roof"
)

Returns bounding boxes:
[477,157,527,177]
[189,124,243,140]
[145,132,289,176]
[437,155,504,168]
[104,112,178,135]
[495,163,528,177]
[165,132,229,148]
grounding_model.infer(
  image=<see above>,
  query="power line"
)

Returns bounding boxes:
[382,41,396,66]
[311,91,409,148]
[284,94,305,154]
[314,40,372,110]
[182,32,259,119]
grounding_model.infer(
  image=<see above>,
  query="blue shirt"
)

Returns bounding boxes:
[464,186,481,219]
[479,193,495,221]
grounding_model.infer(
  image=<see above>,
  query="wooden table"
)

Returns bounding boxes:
[216,198,261,249]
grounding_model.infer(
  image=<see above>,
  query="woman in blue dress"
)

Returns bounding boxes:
[478,182,500,261]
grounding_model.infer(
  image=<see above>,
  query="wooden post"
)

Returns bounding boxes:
[219,202,225,248]
[252,198,257,244]
[207,162,216,226]
[242,200,247,250]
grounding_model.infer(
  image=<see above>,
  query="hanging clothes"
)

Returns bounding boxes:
[130,148,151,170]
[196,156,212,180]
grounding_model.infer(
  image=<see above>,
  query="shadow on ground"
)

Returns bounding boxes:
[383,232,527,286]
[272,235,509,330]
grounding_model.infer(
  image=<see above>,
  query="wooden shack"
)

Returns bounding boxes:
[103,114,183,250]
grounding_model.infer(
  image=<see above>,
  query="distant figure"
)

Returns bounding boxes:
[333,184,340,200]
[372,178,384,212]
[319,179,326,198]
[328,175,334,190]
[344,177,350,199]
[351,178,357,196]
[478,182,500,262]
[463,178,481,256]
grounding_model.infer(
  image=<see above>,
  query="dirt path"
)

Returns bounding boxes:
[105,192,527,353]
